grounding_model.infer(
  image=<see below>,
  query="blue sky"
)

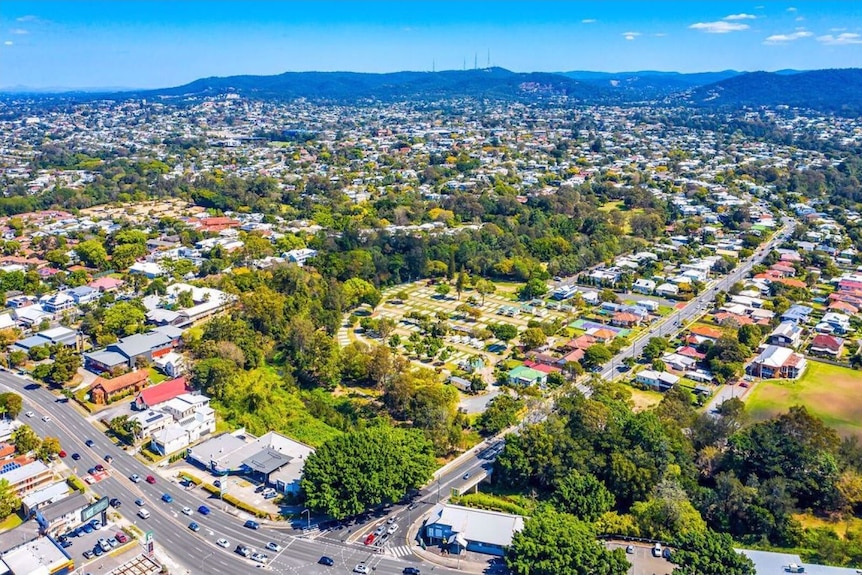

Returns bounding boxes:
[1,1,861,89]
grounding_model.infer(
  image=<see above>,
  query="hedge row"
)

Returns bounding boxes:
[199,482,270,519]
[67,475,87,492]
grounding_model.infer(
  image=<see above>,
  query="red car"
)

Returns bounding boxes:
[146,475,156,484]
[58,450,67,458]
[364,533,376,546]
[115,532,128,544]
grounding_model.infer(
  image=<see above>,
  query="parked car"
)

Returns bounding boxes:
[60,539,73,548]
[82,524,94,534]
[107,537,118,548]
[92,545,103,556]
[626,545,634,554]
[319,556,335,566]
[82,550,93,559]
[115,532,128,544]
[244,520,260,530]
[652,543,662,557]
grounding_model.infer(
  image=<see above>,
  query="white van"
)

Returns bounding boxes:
[652,543,662,557]
[138,509,150,519]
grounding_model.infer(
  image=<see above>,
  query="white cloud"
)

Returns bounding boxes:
[689,21,750,34]
[817,32,862,45]
[830,27,847,32]
[787,6,797,12]
[9,28,28,35]
[3,41,12,46]
[581,19,597,24]
[15,15,38,22]
[622,31,641,41]
[654,33,667,37]
[764,30,813,44]
[724,13,756,20]
[795,16,805,21]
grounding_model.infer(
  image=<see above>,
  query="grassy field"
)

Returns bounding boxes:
[745,361,862,438]
[628,387,664,412]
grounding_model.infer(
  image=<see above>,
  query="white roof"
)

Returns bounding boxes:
[425,503,524,547]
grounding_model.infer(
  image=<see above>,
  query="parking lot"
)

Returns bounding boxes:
[58,519,136,570]
[606,542,673,575]
[168,462,284,515]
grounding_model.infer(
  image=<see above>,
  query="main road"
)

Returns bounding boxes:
[598,218,796,381]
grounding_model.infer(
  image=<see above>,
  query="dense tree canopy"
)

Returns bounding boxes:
[301,426,435,519]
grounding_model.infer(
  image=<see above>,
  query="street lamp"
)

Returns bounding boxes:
[302,508,311,530]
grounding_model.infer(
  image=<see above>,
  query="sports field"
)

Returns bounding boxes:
[745,360,862,438]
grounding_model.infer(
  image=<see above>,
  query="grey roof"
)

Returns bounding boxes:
[68,286,97,297]
[152,325,184,339]
[242,448,293,475]
[12,335,51,351]
[84,350,127,368]
[38,491,90,522]
[111,331,172,359]
[740,549,861,575]
[188,433,247,469]
[425,503,524,548]
[0,460,49,485]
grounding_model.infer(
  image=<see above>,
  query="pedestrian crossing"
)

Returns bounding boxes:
[386,544,414,558]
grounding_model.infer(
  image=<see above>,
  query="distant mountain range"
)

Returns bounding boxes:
[5,67,862,115]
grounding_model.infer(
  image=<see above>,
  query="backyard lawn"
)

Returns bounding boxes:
[745,361,862,438]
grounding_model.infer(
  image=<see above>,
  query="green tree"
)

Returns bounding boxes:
[736,324,763,349]
[11,425,40,453]
[476,395,523,436]
[489,323,518,342]
[74,239,109,269]
[102,301,146,337]
[434,283,452,298]
[37,436,61,462]
[342,278,382,309]
[475,278,496,305]
[0,478,20,520]
[583,344,612,369]
[631,479,707,540]
[552,471,615,522]
[0,392,22,418]
[521,327,547,350]
[671,530,755,575]
[110,242,147,270]
[506,507,629,575]
[176,289,194,309]
[191,357,238,400]
[455,271,467,300]
[519,278,549,300]
[301,426,435,519]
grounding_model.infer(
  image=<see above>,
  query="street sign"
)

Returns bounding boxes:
[80,497,109,522]
[145,530,154,556]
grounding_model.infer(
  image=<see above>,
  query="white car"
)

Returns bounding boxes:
[251,552,268,564]
[387,523,399,535]
[265,542,281,552]
[353,564,370,574]
[182,507,192,516]
[130,474,141,483]
[42,415,52,422]
[24,411,34,418]
[216,538,230,548]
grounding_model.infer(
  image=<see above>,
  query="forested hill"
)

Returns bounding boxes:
[132,67,612,103]
[682,69,862,115]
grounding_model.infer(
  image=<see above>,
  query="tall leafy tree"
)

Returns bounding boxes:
[301,426,435,519]
[506,507,629,575]
[671,530,755,575]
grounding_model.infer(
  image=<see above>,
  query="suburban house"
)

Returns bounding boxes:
[152,350,186,378]
[632,278,656,295]
[38,292,75,314]
[83,328,179,373]
[655,283,680,297]
[21,481,70,517]
[816,312,851,335]
[10,326,78,354]
[149,393,216,456]
[747,345,808,379]
[67,285,100,305]
[88,276,125,292]
[423,503,524,557]
[163,283,234,326]
[687,325,723,345]
[611,312,640,328]
[88,370,149,405]
[132,377,191,411]
[809,334,844,358]
[506,365,548,387]
[636,369,680,391]
[284,248,318,266]
[781,304,813,324]
[767,321,803,348]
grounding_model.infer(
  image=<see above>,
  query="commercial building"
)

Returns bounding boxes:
[422,503,524,557]
[88,370,149,405]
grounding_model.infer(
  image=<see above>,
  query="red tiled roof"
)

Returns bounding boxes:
[135,377,190,407]
[774,277,807,289]
[690,325,723,339]
[613,312,639,323]
[566,335,596,350]
[90,370,149,394]
[676,346,706,359]
[523,360,559,374]
[829,300,859,314]
[811,334,843,352]
[89,277,125,290]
